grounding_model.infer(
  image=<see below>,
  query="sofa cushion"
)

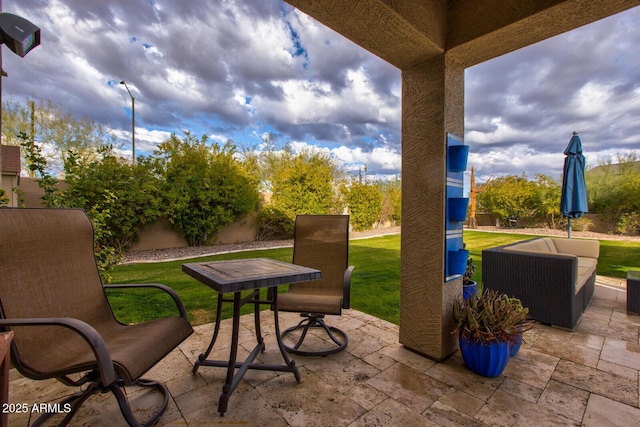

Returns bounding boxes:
[575,257,597,295]
[577,257,597,272]
[504,238,558,254]
[552,238,600,259]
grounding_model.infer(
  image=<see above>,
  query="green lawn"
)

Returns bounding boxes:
[108,231,640,326]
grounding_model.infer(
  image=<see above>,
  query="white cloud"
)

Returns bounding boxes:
[288,141,400,179]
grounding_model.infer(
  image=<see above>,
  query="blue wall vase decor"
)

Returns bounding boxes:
[448,249,469,275]
[449,197,469,222]
[448,145,470,172]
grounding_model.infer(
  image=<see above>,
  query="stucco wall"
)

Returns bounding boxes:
[16,177,260,250]
[129,213,259,251]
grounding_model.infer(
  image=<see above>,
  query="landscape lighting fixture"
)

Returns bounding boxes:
[0,12,41,58]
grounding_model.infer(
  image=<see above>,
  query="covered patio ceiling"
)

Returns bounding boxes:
[285,0,640,69]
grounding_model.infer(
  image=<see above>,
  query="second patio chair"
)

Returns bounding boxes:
[0,208,193,426]
[278,215,354,356]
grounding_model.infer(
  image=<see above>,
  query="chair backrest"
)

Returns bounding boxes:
[0,208,116,372]
[290,215,349,299]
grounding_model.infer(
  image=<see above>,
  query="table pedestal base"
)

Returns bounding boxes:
[192,289,300,415]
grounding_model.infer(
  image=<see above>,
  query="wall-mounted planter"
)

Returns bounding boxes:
[448,145,470,172]
[448,249,469,275]
[449,197,469,221]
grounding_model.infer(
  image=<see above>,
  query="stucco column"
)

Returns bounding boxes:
[399,53,464,361]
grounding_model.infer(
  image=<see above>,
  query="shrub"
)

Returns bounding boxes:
[20,138,122,282]
[345,178,383,231]
[616,213,640,235]
[61,148,163,252]
[256,205,294,240]
[155,133,260,246]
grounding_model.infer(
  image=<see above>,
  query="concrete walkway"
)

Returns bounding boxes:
[7,276,640,426]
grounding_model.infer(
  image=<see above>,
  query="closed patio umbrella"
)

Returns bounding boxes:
[560,132,588,238]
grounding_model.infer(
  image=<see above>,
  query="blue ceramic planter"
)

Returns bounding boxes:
[459,335,510,377]
[509,333,523,357]
[463,281,478,301]
[449,197,469,221]
[448,145,470,172]
[448,249,469,275]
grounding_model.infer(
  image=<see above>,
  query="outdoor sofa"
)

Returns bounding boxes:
[482,237,600,330]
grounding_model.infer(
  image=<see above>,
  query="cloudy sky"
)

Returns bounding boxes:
[3,1,640,184]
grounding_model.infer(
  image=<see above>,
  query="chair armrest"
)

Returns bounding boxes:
[343,266,354,309]
[0,317,118,386]
[105,283,189,320]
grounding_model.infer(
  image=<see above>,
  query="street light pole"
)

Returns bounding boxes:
[119,80,135,163]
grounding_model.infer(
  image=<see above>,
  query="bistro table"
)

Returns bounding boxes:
[182,257,321,415]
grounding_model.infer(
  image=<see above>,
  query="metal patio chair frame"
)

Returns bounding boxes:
[0,208,193,426]
[277,215,354,356]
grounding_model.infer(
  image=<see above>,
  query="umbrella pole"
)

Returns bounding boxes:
[568,218,572,239]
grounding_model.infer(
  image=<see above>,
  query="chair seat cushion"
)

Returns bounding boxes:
[278,293,343,315]
[105,316,194,383]
[21,316,193,384]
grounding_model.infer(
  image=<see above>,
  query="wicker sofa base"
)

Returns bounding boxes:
[482,238,598,330]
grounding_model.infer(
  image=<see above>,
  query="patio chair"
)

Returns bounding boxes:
[0,208,193,426]
[278,215,354,356]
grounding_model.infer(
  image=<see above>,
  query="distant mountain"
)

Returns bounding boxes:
[588,161,640,176]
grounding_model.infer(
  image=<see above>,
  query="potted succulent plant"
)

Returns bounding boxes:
[453,289,533,377]
[462,251,478,300]
[504,295,527,356]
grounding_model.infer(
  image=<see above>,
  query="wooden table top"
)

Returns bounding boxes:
[182,258,321,293]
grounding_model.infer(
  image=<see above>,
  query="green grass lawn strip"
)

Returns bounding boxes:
[108,231,640,326]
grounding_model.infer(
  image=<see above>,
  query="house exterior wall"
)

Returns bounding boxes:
[1,145,21,207]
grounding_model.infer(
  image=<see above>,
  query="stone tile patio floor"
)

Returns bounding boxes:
[7,275,640,426]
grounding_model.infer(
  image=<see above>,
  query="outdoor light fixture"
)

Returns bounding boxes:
[0,12,41,58]
[0,10,41,196]
[120,80,135,163]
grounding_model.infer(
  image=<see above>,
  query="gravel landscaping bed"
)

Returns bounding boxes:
[121,226,401,264]
[122,225,638,264]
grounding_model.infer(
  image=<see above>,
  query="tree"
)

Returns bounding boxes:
[60,145,163,252]
[251,143,344,236]
[343,169,383,231]
[532,174,561,228]
[477,174,538,225]
[270,148,340,217]
[347,181,383,231]
[378,177,402,225]
[2,99,116,173]
[154,133,260,246]
[20,136,121,282]
[587,153,640,234]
